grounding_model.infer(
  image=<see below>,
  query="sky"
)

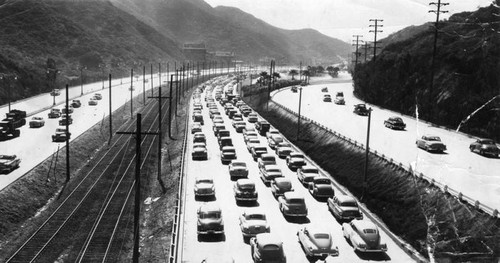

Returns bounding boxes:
[204,0,494,43]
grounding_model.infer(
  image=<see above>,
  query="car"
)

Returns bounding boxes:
[213,123,225,136]
[218,137,233,150]
[291,86,298,92]
[469,138,499,157]
[243,131,259,143]
[255,120,271,135]
[197,203,224,236]
[353,104,369,116]
[250,233,286,263]
[93,93,102,100]
[343,219,387,252]
[416,135,447,153]
[191,122,202,134]
[259,164,283,185]
[88,97,98,106]
[59,115,73,125]
[61,106,74,114]
[257,153,276,171]
[265,129,280,140]
[297,226,339,258]
[194,177,215,197]
[234,179,258,202]
[334,92,345,105]
[297,165,319,185]
[275,142,293,158]
[270,177,294,198]
[228,160,249,180]
[251,145,268,161]
[71,99,82,108]
[268,134,284,149]
[209,109,221,119]
[247,113,258,123]
[193,102,203,110]
[50,89,60,96]
[0,155,21,174]
[242,124,256,133]
[321,87,328,92]
[217,129,231,143]
[246,137,261,152]
[241,107,252,116]
[221,146,237,164]
[308,176,335,198]
[212,116,224,124]
[193,132,206,144]
[286,151,306,170]
[239,209,270,238]
[48,108,61,118]
[29,116,45,128]
[52,128,71,142]
[192,143,208,160]
[232,120,247,132]
[278,192,308,217]
[384,116,406,130]
[328,195,363,221]
[193,113,204,125]
[323,94,332,102]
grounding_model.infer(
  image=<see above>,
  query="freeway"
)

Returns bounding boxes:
[272,73,500,211]
[179,79,416,262]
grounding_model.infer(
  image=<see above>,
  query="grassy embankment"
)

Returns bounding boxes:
[242,81,500,262]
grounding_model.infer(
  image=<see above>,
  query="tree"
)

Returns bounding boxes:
[288,69,298,80]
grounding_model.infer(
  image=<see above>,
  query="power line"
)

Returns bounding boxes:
[352,35,363,66]
[369,19,384,61]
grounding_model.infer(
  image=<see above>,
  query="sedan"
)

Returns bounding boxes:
[260,164,283,185]
[469,138,499,157]
[416,135,447,153]
[247,113,258,123]
[327,195,363,221]
[29,116,45,128]
[308,176,335,198]
[239,209,270,238]
[286,151,306,170]
[270,177,294,198]
[278,192,308,217]
[191,122,202,134]
[88,98,98,106]
[233,179,258,202]
[297,165,319,185]
[297,226,339,258]
[232,120,247,132]
[275,142,293,158]
[343,219,387,252]
[228,160,248,180]
[250,233,286,263]
[194,177,215,198]
[192,143,208,160]
[246,137,261,152]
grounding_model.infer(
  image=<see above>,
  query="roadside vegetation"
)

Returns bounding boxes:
[242,84,500,261]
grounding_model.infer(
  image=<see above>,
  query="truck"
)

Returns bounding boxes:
[0,155,21,174]
[0,109,27,140]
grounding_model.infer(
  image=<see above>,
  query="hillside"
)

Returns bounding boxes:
[353,3,500,141]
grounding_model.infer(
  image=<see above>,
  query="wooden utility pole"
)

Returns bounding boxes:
[369,19,383,61]
[65,84,70,183]
[108,74,112,145]
[362,107,373,202]
[363,42,371,62]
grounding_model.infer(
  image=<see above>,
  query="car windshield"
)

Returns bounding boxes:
[288,198,304,204]
[277,181,292,189]
[291,154,304,158]
[427,136,441,141]
[247,214,266,220]
[255,147,267,152]
[363,229,377,234]
[239,184,255,190]
[249,139,260,144]
[313,233,330,239]
[200,211,221,219]
[232,162,246,167]
[341,201,358,207]
[261,245,282,258]
[194,145,205,149]
[315,179,331,184]
[278,143,291,148]
[303,168,318,174]
[197,179,213,184]
[224,149,236,153]
[267,168,281,173]
[481,139,495,145]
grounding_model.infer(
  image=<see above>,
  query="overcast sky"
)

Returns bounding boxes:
[204,0,493,43]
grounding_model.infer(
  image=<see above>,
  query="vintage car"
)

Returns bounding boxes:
[212,116,224,124]
[244,131,259,143]
[193,132,206,144]
[228,160,249,179]
[247,112,258,123]
[212,123,225,136]
[343,219,387,252]
[221,146,237,164]
[321,87,328,92]
[88,97,98,106]
[194,177,215,197]
[71,99,82,108]
[192,143,208,160]
[251,145,268,161]
[0,155,21,174]
[278,192,308,217]
[416,135,447,153]
[328,195,363,221]
[353,104,369,116]
[193,113,204,125]
[268,135,284,149]
[48,108,61,118]
[61,106,74,114]
[232,120,247,132]
[191,122,202,134]
[270,177,294,198]
[209,109,221,119]
[469,138,499,157]
[260,164,283,185]
[384,116,406,130]
[243,125,256,134]
[334,92,345,105]
[241,107,252,116]
[239,209,270,238]
[59,115,73,126]
[50,88,60,96]
[275,142,293,158]
[291,86,298,92]
[323,94,332,102]
[217,130,231,143]
[246,137,261,152]
[29,116,45,128]
[234,179,258,202]
[297,165,320,185]
[308,176,335,198]
[257,153,276,171]
[265,129,280,140]
[93,93,102,100]
[197,203,224,236]
[255,120,271,135]
[286,151,306,170]
[297,226,339,258]
[250,233,286,263]
[52,128,71,142]
[218,137,233,150]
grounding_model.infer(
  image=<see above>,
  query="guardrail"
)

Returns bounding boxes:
[270,97,499,219]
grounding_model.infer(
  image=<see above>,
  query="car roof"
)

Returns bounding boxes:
[243,208,266,217]
[274,177,291,184]
[222,146,236,150]
[283,191,302,199]
[254,233,283,246]
[335,194,357,203]
[260,153,275,159]
[198,203,221,213]
[236,179,255,186]
[303,225,331,236]
[265,164,280,170]
[351,219,377,230]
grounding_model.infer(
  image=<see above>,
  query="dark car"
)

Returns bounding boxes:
[270,177,294,198]
[469,138,499,157]
[255,120,271,136]
[221,146,237,164]
[384,116,406,130]
[308,176,335,198]
[251,145,268,161]
[353,104,370,116]
[250,233,286,263]
[278,192,308,217]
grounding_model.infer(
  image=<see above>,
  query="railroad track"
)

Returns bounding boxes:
[5,84,180,263]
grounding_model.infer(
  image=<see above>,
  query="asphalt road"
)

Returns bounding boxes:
[179,79,416,262]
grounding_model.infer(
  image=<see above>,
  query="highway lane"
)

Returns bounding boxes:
[180,80,415,262]
[272,73,500,211]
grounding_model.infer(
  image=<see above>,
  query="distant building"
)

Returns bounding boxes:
[183,43,207,62]
[207,51,235,67]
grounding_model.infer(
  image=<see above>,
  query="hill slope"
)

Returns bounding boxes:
[353,3,500,141]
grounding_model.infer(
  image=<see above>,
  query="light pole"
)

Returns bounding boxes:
[99,64,105,89]
[296,86,303,141]
[79,66,86,96]
[361,107,373,202]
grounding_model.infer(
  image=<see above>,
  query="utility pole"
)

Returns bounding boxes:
[267,60,274,111]
[150,64,154,97]
[168,74,177,140]
[296,86,303,141]
[299,61,302,81]
[130,68,134,117]
[352,35,363,66]
[64,84,70,183]
[143,65,146,104]
[108,74,112,145]
[428,0,448,122]
[369,19,383,61]
[361,107,373,202]
[117,114,158,263]
[363,42,371,62]
[80,66,85,96]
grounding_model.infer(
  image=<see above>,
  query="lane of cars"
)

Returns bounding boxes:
[181,76,415,262]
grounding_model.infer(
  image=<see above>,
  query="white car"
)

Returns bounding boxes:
[297,226,339,258]
[239,209,270,238]
[343,219,387,252]
[29,116,45,128]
